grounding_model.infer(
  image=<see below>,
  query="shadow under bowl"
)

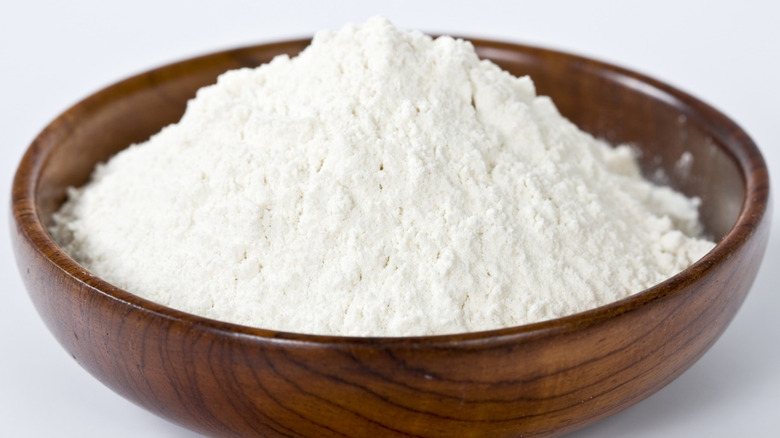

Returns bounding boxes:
[10,38,771,437]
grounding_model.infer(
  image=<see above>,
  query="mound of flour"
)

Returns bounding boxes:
[51,17,714,336]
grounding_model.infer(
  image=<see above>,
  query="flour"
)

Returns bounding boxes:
[50,17,715,336]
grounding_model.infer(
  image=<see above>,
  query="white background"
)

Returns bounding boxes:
[2,1,778,436]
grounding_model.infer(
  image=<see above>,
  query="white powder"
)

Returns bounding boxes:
[51,17,715,336]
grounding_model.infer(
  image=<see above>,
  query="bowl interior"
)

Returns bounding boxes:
[35,40,743,243]
[484,45,745,240]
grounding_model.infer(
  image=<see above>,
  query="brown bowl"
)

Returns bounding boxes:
[10,38,771,438]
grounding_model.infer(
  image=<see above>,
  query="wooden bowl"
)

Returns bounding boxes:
[10,38,771,438]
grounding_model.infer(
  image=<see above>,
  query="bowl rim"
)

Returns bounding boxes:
[11,37,771,347]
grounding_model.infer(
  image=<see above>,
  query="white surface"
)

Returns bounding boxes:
[1,1,777,436]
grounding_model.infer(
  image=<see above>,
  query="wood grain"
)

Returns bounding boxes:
[10,39,771,437]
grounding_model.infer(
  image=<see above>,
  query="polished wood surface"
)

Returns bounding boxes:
[11,39,771,437]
